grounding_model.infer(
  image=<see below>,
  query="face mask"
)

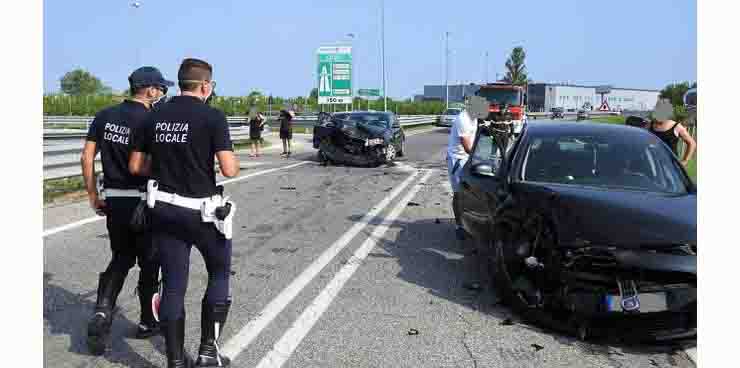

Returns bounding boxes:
[150,93,168,109]
[204,88,215,105]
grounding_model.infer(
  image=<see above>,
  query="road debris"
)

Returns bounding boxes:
[407,328,419,336]
[500,318,514,326]
[407,202,420,207]
[531,343,544,352]
[280,186,296,190]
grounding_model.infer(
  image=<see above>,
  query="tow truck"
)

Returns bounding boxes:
[474,83,527,135]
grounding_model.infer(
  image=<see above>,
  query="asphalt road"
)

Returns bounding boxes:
[43,126,695,368]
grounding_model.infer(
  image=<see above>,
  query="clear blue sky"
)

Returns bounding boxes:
[43,0,696,98]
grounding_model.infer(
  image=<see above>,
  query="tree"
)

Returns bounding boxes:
[309,88,318,100]
[502,47,528,86]
[60,69,109,95]
[659,81,692,107]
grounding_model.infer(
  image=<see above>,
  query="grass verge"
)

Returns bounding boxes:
[591,116,626,125]
[44,176,87,204]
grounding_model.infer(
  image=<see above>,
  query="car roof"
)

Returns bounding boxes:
[524,120,651,138]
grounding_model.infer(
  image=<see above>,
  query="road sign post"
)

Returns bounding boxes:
[317,46,353,105]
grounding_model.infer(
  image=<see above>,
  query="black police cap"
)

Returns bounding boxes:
[128,66,175,89]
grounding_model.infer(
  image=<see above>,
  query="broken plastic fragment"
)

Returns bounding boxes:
[407,328,419,336]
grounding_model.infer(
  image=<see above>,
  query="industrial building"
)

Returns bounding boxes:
[526,83,660,112]
[420,83,660,112]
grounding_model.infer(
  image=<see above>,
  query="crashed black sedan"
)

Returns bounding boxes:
[313,111,405,166]
[459,121,696,342]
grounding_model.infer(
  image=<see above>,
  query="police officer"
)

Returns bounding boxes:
[130,58,239,368]
[81,66,173,355]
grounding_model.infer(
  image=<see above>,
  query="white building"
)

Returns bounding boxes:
[527,83,660,112]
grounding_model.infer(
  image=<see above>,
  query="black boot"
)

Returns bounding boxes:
[87,270,126,355]
[135,270,160,339]
[163,317,194,368]
[195,300,232,367]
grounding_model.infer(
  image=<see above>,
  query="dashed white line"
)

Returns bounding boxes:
[42,161,311,238]
[220,169,424,360]
[253,169,435,368]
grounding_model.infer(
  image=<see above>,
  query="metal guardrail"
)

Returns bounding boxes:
[43,115,439,180]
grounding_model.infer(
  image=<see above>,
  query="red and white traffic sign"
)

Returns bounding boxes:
[599,100,610,111]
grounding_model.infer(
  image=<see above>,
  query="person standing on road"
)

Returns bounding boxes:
[249,112,265,157]
[279,109,295,157]
[129,58,239,368]
[81,66,173,355]
[447,97,477,240]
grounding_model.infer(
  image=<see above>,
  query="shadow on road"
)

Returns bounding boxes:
[348,215,694,360]
[44,272,163,367]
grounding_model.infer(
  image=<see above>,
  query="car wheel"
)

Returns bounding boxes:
[492,237,529,313]
[384,144,397,163]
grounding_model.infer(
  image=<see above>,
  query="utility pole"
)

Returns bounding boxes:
[485,51,489,83]
[381,0,387,112]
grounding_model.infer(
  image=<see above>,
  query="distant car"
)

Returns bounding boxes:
[576,109,588,120]
[437,108,462,127]
[313,111,405,166]
[458,121,696,342]
[551,107,564,119]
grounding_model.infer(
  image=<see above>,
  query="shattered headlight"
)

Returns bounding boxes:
[365,138,384,146]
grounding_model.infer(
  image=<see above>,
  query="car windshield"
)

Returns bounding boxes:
[444,109,461,115]
[333,113,390,128]
[521,132,689,194]
[477,88,521,105]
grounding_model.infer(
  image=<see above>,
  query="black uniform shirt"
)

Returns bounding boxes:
[86,100,149,189]
[132,95,233,198]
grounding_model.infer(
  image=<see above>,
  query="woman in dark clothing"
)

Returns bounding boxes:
[649,99,696,167]
[279,110,295,157]
[249,112,265,157]
[650,119,696,167]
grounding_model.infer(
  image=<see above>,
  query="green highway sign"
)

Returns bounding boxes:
[317,46,353,104]
[358,88,381,97]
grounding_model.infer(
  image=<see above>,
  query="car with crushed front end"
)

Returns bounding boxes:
[458,121,696,342]
[437,108,463,127]
[313,111,405,166]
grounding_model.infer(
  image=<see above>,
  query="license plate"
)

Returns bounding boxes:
[604,292,668,313]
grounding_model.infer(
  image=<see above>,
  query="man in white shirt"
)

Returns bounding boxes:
[447,98,478,240]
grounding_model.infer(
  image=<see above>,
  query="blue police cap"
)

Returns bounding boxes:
[128,66,174,88]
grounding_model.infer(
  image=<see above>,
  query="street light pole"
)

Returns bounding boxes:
[445,31,450,109]
[485,51,489,83]
[381,0,387,112]
[346,33,357,111]
[131,1,142,68]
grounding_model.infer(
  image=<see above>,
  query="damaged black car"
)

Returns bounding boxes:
[458,121,696,342]
[313,111,405,166]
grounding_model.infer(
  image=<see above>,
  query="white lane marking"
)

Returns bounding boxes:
[220,170,423,359]
[42,161,311,238]
[684,346,697,364]
[405,126,447,137]
[253,170,435,368]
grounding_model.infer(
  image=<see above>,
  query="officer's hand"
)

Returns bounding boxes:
[90,196,107,216]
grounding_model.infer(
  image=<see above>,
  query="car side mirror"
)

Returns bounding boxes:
[472,163,496,177]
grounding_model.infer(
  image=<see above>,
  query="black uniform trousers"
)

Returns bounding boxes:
[150,202,232,322]
[103,197,160,313]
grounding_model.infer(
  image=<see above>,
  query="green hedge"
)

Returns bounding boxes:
[43,94,448,116]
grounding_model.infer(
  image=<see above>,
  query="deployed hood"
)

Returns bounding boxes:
[514,183,696,249]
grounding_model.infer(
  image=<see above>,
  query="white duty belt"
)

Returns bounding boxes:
[145,180,237,239]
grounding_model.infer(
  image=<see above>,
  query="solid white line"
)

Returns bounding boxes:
[253,170,435,368]
[42,161,311,238]
[220,170,422,359]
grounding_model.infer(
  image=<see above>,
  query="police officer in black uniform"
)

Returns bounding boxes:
[81,66,174,355]
[130,58,239,368]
